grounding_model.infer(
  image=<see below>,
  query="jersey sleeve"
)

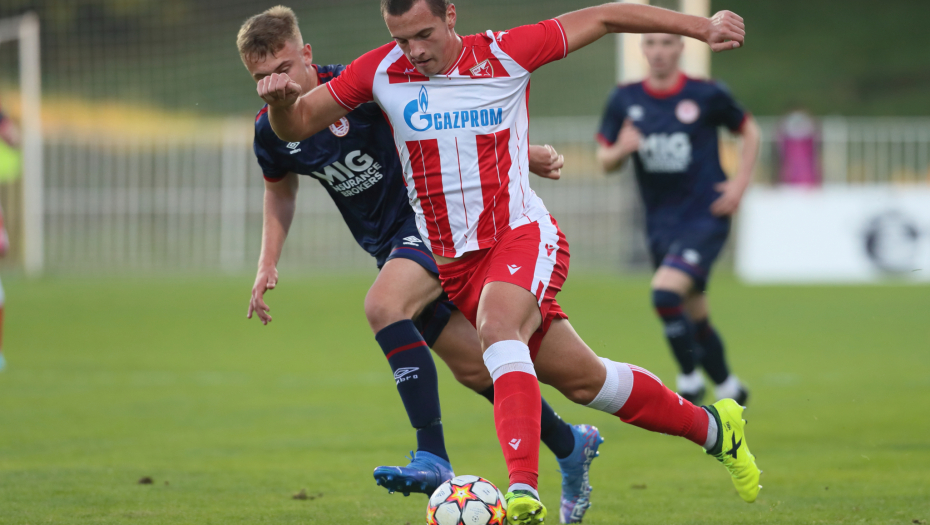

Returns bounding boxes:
[707,82,748,132]
[596,88,627,147]
[495,19,568,72]
[253,123,288,181]
[326,44,391,111]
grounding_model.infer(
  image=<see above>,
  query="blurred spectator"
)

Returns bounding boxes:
[777,109,820,186]
[0,99,11,372]
[0,101,19,149]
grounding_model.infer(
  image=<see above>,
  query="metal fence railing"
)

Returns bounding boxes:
[3,116,927,274]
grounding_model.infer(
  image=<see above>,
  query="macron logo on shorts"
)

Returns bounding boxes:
[507,265,521,275]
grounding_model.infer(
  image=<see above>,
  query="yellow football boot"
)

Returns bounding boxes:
[707,398,761,503]
[504,490,548,525]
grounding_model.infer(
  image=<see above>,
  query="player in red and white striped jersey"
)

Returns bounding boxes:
[259,2,758,522]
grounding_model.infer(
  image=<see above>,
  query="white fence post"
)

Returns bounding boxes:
[822,116,849,185]
[220,120,248,273]
[18,13,43,276]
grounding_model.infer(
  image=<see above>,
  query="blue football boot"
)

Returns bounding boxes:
[557,424,604,524]
[373,450,454,497]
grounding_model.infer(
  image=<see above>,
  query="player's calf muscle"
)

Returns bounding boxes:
[535,323,605,405]
[432,315,492,392]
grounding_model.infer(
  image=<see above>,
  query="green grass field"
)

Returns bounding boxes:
[1,274,928,524]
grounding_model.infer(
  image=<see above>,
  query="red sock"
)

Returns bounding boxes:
[494,370,541,490]
[614,365,709,446]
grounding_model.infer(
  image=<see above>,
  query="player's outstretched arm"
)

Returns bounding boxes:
[258,72,350,143]
[248,173,299,325]
[557,3,744,55]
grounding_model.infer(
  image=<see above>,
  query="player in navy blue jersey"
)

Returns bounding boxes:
[596,33,760,405]
[237,7,605,515]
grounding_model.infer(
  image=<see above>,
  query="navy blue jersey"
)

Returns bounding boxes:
[597,73,746,233]
[253,64,414,258]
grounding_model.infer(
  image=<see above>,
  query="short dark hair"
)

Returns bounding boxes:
[381,0,450,19]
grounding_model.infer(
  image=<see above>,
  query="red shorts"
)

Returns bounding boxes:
[437,215,570,359]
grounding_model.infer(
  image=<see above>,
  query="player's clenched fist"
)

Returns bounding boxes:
[257,72,302,108]
[704,10,745,53]
[617,118,642,157]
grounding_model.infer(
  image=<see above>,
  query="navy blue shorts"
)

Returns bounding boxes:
[648,220,731,292]
[375,218,456,347]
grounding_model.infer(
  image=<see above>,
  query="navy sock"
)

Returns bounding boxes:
[478,385,575,459]
[694,318,730,385]
[652,289,698,375]
[376,320,448,462]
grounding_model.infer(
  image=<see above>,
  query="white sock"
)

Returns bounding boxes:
[483,340,536,381]
[508,483,539,498]
[703,408,718,451]
[715,375,743,400]
[585,358,634,414]
[676,370,705,394]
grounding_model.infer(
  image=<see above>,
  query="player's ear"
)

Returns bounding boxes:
[302,44,313,67]
[446,4,456,31]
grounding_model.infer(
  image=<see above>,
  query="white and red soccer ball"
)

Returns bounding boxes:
[426,475,507,525]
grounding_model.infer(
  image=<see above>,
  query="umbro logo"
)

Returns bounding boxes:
[508,438,521,450]
[726,434,742,459]
[545,244,556,257]
[402,236,423,246]
[507,265,521,275]
[394,367,419,384]
[286,142,301,154]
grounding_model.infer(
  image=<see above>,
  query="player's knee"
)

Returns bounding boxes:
[476,317,512,349]
[364,292,408,333]
[652,289,683,315]
[476,312,538,349]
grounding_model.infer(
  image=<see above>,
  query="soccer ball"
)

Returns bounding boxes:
[426,475,507,525]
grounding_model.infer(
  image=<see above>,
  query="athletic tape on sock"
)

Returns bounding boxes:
[586,359,634,414]
[483,340,536,382]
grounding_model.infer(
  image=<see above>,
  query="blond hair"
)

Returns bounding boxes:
[237,6,303,63]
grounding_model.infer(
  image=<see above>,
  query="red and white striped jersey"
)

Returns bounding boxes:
[326,19,568,258]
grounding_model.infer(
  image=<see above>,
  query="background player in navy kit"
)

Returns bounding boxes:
[596,33,760,405]
[237,7,604,516]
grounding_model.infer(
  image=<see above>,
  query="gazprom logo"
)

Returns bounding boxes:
[404,86,432,132]
[418,85,428,113]
[403,86,504,132]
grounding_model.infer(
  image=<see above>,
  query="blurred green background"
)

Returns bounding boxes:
[1,0,928,117]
